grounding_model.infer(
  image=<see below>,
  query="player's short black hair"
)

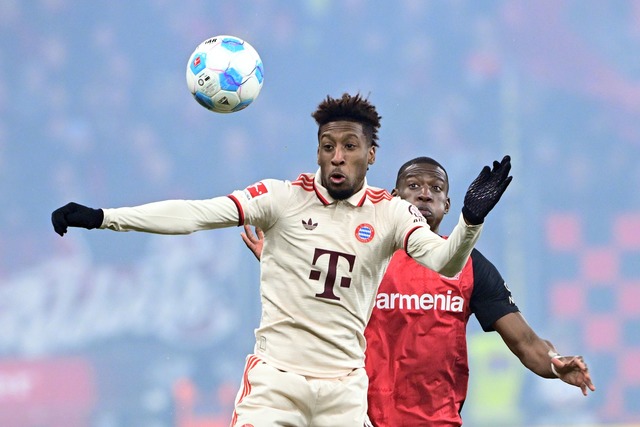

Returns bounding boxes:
[312,93,381,147]
[395,157,449,189]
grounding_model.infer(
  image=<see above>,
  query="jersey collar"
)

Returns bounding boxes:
[313,168,369,207]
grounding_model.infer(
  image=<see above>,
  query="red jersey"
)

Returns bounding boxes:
[364,248,518,426]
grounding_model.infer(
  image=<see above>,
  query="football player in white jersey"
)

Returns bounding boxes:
[52,93,512,426]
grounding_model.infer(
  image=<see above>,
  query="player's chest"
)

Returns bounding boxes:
[277,202,387,250]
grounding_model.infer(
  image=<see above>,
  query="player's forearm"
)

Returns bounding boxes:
[496,314,558,379]
[408,213,482,276]
[511,336,557,378]
[101,197,240,234]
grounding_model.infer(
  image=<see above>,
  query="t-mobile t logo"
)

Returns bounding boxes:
[309,248,356,300]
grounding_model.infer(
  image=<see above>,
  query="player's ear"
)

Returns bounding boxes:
[444,196,451,214]
[368,146,376,166]
[391,188,398,197]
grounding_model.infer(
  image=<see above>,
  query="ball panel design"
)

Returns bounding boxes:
[220,37,245,53]
[210,91,241,113]
[219,68,243,92]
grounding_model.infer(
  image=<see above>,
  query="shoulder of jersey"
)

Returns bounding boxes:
[291,173,314,191]
[365,187,393,203]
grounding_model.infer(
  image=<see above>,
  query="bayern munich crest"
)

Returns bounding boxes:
[355,223,375,243]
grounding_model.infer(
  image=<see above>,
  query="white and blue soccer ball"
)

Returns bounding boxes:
[186,35,264,113]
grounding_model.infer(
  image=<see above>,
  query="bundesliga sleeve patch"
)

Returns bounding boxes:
[244,182,268,199]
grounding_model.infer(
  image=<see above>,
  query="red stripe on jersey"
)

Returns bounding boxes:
[366,188,393,204]
[313,181,331,205]
[403,226,423,251]
[230,355,262,426]
[291,173,331,205]
[292,174,315,191]
[227,195,245,226]
[291,181,314,191]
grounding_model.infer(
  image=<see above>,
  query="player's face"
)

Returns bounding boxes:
[393,163,450,233]
[317,121,376,200]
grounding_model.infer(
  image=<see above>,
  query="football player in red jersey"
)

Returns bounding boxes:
[241,156,594,427]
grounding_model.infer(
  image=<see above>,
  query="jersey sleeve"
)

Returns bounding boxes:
[100,179,287,234]
[101,197,241,234]
[469,249,520,331]
[406,209,484,278]
[227,178,286,231]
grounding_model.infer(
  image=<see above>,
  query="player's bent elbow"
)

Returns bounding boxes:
[435,258,466,278]
[410,254,463,277]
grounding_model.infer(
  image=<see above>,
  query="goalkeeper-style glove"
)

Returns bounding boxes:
[51,202,104,236]
[462,155,513,225]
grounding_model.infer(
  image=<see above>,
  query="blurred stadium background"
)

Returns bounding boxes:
[2,0,640,426]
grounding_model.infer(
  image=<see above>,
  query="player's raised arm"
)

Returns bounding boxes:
[407,155,512,277]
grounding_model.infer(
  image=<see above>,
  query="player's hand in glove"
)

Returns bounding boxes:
[51,202,104,236]
[462,155,512,225]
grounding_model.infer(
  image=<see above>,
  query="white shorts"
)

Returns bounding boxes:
[230,354,369,427]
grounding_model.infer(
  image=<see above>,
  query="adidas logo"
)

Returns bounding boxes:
[302,218,318,230]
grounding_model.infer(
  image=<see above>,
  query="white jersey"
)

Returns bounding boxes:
[101,170,482,378]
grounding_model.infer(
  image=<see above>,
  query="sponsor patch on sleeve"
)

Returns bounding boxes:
[244,181,268,200]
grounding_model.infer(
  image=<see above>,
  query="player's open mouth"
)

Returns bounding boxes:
[329,173,346,184]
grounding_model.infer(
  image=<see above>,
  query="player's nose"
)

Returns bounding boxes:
[418,186,432,200]
[331,148,346,164]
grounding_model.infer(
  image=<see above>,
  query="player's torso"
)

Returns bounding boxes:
[252,178,401,376]
[365,250,474,426]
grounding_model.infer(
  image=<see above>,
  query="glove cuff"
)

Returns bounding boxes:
[462,206,484,225]
[88,208,104,229]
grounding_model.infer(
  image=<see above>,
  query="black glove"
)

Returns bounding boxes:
[51,202,104,236]
[462,155,512,225]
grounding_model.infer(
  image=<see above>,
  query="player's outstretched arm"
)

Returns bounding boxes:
[51,202,104,236]
[494,312,595,396]
[54,197,243,236]
[462,155,513,225]
[241,224,264,261]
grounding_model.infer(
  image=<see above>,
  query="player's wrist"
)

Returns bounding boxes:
[548,350,561,377]
[461,205,483,225]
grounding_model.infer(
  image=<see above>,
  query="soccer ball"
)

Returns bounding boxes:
[186,35,264,113]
